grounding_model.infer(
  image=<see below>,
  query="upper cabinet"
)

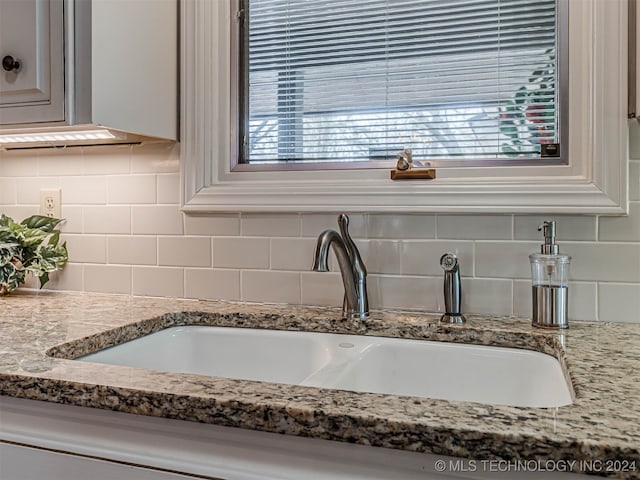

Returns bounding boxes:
[0,0,64,125]
[0,0,178,148]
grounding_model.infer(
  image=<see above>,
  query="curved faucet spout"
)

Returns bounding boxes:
[311,216,369,319]
[311,230,342,272]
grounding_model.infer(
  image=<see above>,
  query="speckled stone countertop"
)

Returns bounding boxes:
[1,291,639,478]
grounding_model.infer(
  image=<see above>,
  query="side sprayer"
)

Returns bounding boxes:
[440,253,466,324]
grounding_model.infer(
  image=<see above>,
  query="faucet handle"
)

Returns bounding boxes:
[338,214,367,275]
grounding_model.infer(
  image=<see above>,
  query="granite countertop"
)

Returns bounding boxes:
[0,291,639,478]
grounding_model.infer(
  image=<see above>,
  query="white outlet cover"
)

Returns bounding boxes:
[39,188,62,219]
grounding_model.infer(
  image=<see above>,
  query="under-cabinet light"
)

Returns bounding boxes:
[0,129,123,146]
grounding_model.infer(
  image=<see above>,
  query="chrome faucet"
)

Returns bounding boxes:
[312,214,369,319]
[440,252,466,324]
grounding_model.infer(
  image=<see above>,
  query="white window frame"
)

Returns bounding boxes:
[181,0,629,215]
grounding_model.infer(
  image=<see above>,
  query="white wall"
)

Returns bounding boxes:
[1,125,639,323]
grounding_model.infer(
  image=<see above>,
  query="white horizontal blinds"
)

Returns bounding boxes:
[245,0,557,164]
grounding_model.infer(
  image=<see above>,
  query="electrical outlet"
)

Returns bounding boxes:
[39,188,62,219]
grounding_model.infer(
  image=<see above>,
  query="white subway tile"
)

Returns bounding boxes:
[212,237,269,268]
[514,216,597,241]
[564,242,640,282]
[300,271,344,308]
[461,278,513,316]
[3,133,640,323]
[437,215,513,240]
[599,202,640,242]
[16,177,60,204]
[184,213,240,236]
[157,173,180,204]
[599,283,640,323]
[108,236,157,265]
[568,282,598,322]
[401,240,474,276]
[301,213,366,237]
[0,150,38,177]
[241,213,300,237]
[0,206,38,221]
[60,176,107,205]
[357,239,402,274]
[107,175,156,204]
[185,268,241,301]
[271,238,316,271]
[84,265,132,294]
[81,145,131,174]
[0,178,17,204]
[475,242,537,279]
[83,206,131,234]
[158,236,212,267]
[132,266,184,297]
[131,143,180,173]
[131,205,184,235]
[60,206,83,234]
[372,275,440,311]
[37,148,83,176]
[44,264,84,292]
[241,270,301,304]
[62,235,107,263]
[367,214,436,239]
[513,280,531,318]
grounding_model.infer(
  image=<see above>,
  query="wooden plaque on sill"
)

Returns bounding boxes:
[390,169,436,180]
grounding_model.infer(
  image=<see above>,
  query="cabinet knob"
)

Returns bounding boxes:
[2,55,21,72]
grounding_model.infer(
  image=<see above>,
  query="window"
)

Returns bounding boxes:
[238,0,565,170]
[180,0,627,214]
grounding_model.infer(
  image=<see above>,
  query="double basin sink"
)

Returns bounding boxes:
[78,326,573,408]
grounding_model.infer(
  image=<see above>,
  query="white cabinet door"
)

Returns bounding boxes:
[0,443,203,480]
[0,0,64,125]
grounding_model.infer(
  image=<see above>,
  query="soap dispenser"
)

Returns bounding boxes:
[529,221,571,329]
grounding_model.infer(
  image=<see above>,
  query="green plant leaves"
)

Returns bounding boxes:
[0,214,68,294]
[21,214,64,232]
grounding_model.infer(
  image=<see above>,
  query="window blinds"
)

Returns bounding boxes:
[243,0,558,165]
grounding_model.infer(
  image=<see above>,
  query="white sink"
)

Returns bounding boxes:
[78,327,336,385]
[77,326,573,408]
[318,339,570,407]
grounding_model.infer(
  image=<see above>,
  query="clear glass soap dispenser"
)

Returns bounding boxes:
[529,221,571,329]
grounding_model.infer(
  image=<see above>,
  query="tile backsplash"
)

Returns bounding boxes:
[1,128,639,323]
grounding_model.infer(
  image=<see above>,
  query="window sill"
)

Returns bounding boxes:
[182,174,625,214]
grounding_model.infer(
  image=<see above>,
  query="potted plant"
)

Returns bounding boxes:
[0,214,68,294]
